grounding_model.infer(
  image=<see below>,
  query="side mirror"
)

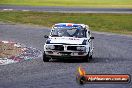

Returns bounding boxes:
[90,36,94,39]
[44,35,49,38]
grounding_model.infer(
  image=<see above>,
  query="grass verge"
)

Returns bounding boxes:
[0,0,132,8]
[0,11,132,35]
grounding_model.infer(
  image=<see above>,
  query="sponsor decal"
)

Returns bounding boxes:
[69,38,79,40]
[76,66,131,85]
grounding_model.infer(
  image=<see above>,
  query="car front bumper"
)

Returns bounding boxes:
[45,51,87,57]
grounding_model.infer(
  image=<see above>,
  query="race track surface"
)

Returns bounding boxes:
[0,23,132,88]
[0,5,132,13]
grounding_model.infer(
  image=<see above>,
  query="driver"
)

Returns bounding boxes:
[71,26,82,37]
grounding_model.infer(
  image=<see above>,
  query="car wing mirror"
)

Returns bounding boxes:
[44,35,49,38]
[90,36,94,39]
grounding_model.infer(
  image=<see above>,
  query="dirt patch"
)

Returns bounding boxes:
[0,41,41,65]
[0,42,23,58]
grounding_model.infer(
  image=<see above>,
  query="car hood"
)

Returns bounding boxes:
[47,37,87,45]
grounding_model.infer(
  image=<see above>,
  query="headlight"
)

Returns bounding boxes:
[45,45,55,50]
[76,46,86,51]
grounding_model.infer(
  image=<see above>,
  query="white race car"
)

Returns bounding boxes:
[43,23,94,62]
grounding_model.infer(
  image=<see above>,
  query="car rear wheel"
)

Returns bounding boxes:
[43,52,50,62]
[89,55,93,60]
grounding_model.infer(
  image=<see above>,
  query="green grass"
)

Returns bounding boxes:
[0,0,132,8]
[0,11,132,35]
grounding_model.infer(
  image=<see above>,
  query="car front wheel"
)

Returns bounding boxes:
[83,54,92,62]
[89,55,93,60]
[43,52,50,62]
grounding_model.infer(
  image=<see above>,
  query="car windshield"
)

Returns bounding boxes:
[50,27,87,38]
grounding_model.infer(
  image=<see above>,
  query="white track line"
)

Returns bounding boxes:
[3,9,13,11]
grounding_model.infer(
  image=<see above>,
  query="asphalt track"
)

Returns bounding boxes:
[0,5,132,13]
[0,23,132,88]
